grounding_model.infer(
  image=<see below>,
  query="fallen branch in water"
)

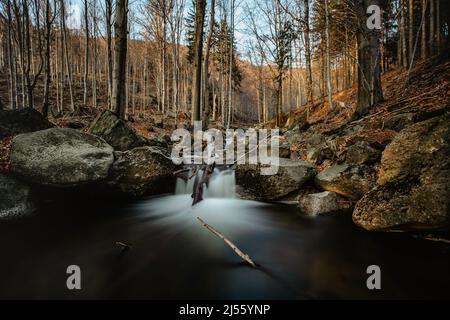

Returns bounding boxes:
[423,236,450,244]
[196,217,257,268]
[115,241,132,254]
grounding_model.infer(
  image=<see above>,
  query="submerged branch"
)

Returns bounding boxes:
[196,217,257,268]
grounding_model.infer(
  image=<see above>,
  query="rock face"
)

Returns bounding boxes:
[90,110,146,151]
[0,108,53,138]
[345,142,381,165]
[106,146,176,198]
[147,134,172,148]
[298,191,352,216]
[10,128,114,187]
[236,159,316,201]
[353,114,450,231]
[279,143,291,158]
[0,174,38,220]
[315,164,376,200]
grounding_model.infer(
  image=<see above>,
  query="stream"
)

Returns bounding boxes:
[0,170,449,299]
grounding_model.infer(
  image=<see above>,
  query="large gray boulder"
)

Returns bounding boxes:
[105,146,176,198]
[0,108,53,138]
[0,174,37,220]
[298,191,352,216]
[236,158,316,201]
[10,128,114,187]
[90,110,146,151]
[315,164,376,200]
[353,114,450,231]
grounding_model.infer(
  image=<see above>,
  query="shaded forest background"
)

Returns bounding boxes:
[0,0,449,127]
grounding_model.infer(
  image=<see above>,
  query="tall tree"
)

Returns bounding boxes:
[190,0,206,124]
[304,0,313,114]
[83,0,89,106]
[354,0,383,119]
[111,0,128,119]
[421,0,427,59]
[105,0,114,108]
[203,0,216,127]
[324,0,333,109]
[408,0,414,64]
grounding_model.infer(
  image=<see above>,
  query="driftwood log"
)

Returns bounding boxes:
[197,217,257,268]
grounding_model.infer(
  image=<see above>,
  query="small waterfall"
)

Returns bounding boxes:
[175,168,236,199]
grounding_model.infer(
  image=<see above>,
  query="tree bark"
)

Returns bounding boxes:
[191,0,206,125]
[408,0,414,65]
[304,0,313,116]
[202,0,216,128]
[106,0,113,109]
[324,0,333,110]
[354,0,383,119]
[429,0,435,55]
[421,0,427,60]
[111,0,128,119]
[83,0,89,106]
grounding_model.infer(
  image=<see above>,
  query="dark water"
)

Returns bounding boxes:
[0,194,449,300]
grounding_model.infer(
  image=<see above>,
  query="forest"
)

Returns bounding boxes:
[0,0,449,300]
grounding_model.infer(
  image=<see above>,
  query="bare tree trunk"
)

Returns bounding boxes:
[61,0,75,112]
[324,0,333,110]
[400,0,408,67]
[191,0,206,125]
[92,0,98,109]
[304,0,313,119]
[83,0,89,106]
[106,0,113,109]
[354,0,384,119]
[436,0,440,53]
[6,0,16,109]
[421,0,427,60]
[112,0,128,119]
[202,0,215,128]
[42,0,51,117]
[408,0,414,64]
[429,0,435,55]
[227,0,235,129]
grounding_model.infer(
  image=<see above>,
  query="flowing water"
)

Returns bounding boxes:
[0,169,449,299]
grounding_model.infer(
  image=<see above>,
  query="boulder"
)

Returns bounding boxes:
[236,158,316,201]
[66,119,87,129]
[148,134,172,148]
[383,113,414,132]
[353,114,450,231]
[10,128,114,187]
[0,108,53,138]
[0,174,38,220]
[345,142,381,165]
[279,142,291,158]
[378,113,449,185]
[315,164,376,200]
[298,191,352,216]
[106,146,176,198]
[90,110,146,151]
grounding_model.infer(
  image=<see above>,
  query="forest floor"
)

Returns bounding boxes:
[272,52,450,132]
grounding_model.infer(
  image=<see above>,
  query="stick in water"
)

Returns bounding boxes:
[196,217,257,268]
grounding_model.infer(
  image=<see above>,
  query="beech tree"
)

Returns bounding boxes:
[111,0,128,119]
[354,0,383,118]
[190,0,206,124]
